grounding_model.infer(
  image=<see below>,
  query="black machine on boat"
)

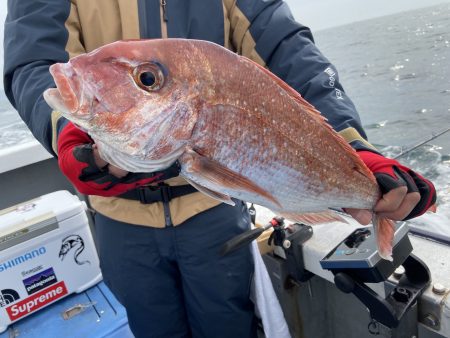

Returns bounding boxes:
[222,215,432,337]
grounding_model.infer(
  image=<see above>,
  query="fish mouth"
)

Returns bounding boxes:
[44,63,90,120]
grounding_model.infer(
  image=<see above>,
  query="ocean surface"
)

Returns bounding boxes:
[0,4,449,235]
[312,3,450,237]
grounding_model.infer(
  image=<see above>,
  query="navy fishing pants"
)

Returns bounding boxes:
[94,201,258,338]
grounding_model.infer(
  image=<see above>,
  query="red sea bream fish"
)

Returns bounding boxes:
[44,39,396,259]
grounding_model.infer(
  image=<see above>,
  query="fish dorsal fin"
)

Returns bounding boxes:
[279,210,348,225]
[183,177,235,206]
[181,148,280,208]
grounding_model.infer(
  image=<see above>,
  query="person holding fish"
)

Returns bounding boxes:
[3,1,436,337]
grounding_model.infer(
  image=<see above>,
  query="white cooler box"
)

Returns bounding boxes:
[0,191,102,333]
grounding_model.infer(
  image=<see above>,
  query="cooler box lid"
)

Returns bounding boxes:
[0,191,86,242]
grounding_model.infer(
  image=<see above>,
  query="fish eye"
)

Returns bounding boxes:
[140,72,155,87]
[133,62,165,92]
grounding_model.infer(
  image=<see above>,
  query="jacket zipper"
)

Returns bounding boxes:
[160,0,168,38]
[161,0,168,22]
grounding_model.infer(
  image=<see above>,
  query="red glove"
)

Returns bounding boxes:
[358,150,436,220]
[57,122,180,196]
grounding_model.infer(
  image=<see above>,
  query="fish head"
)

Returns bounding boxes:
[44,39,202,171]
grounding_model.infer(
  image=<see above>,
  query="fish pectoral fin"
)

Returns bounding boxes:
[278,210,348,225]
[184,177,235,206]
[181,148,280,207]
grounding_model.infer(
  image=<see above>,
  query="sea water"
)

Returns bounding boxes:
[313,3,450,238]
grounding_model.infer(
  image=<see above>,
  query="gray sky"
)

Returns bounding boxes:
[284,0,450,31]
[1,0,449,80]
[2,1,447,34]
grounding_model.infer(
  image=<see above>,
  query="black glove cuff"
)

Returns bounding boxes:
[393,166,419,194]
[374,166,419,195]
[73,144,120,186]
[120,160,181,184]
[73,145,181,191]
[403,171,437,220]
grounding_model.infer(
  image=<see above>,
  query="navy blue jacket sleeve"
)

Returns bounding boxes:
[236,0,374,151]
[3,0,71,156]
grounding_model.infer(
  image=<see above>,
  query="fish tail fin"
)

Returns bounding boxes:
[373,214,395,261]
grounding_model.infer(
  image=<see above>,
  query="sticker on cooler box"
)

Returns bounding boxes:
[15,203,36,213]
[0,289,20,308]
[6,281,68,321]
[0,247,47,273]
[21,265,44,278]
[59,235,91,266]
[22,267,58,295]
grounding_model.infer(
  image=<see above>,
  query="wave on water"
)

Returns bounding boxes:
[0,121,34,151]
[365,120,389,130]
[380,145,450,241]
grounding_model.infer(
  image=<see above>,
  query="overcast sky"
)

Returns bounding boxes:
[284,0,450,31]
[2,0,448,35]
[1,0,449,80]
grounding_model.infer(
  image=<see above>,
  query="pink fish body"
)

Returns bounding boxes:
[44,39,394,259]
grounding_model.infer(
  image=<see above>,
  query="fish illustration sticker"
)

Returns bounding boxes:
[59,235,91,266]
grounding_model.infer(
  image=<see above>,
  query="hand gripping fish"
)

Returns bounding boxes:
[44,39,396,259]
